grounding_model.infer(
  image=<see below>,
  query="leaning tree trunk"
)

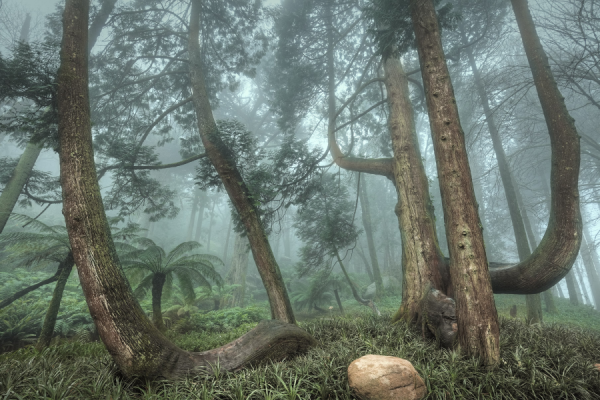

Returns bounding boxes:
[36,252,74,349]
[188,0,295,324]
[57,0,315,379]
[462,33,542,324]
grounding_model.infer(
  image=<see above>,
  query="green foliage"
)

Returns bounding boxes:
[294,173,361,277]
[176,306,266,334]
[290,270,346,311]
[194,120,323,234]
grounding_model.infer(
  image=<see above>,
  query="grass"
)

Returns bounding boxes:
[0,296,599,399]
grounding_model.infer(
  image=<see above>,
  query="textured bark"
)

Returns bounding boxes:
[36,252,74,349]
[57,0,314,378]
[384,56,447,326]
[411,0,500,366]
[359,177,384,299]
[225,233,250,308]
[188,0,295,323]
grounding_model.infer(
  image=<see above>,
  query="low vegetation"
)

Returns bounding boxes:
[0,285,599,399]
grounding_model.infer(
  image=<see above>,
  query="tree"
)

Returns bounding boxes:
[57,0,315,378]
[121,239,224,331]
[410,0,500,366]
[294,173,378,313]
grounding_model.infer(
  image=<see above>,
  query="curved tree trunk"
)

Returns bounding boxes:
[57,0,315,379]
[489,0,582,293]
[36,252,74,349]
[411,0,500,366]
[188,0,295,323]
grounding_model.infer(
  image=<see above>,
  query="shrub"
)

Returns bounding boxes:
[175,306,266,334]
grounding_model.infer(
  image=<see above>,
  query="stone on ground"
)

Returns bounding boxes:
[348,354,426,400]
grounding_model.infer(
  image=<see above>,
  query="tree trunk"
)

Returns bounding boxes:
[36,252,74,349]
[151,273,167,331]
[581,230,600,308]
[574,261,591,305]
[383,56,447,325]
[225,233,250,308]
[356,246,374,283]
[186,191,200,241]
[334,289,344,315]
[206,199,216,252]
[359,176,384,299]
[57,0,314,378]
[564,269,580,305]
[411,0,499,366]
[188,0,295,323]
[462,31,542,324]
[0,140,44,234]
[334,249,378,315]
[222,217,233,265]
[194,191,206,242]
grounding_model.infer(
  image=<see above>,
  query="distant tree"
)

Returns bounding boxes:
[121,239,224,331]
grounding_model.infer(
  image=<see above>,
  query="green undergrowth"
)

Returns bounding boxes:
[1,308,599,399]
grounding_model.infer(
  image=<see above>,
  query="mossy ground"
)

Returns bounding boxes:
[1,295,599,399]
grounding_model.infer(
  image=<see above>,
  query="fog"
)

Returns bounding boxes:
[0,0,599,391]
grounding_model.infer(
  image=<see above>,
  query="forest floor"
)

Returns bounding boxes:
[1,294,599,399]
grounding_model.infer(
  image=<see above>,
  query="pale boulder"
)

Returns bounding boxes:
[348,355,426,400]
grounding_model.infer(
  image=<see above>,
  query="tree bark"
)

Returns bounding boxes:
[383,56,447,325]
[411,0,500,366]
[57,0,315,378]
[359,176,384,299]
[188,0,295,323]
[36,252,74,349]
